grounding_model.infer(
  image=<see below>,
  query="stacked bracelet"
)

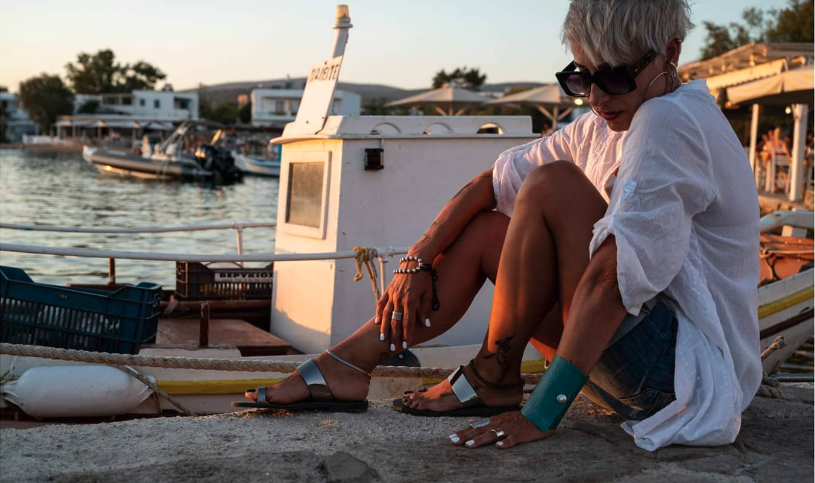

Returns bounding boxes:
[392,256,440,311]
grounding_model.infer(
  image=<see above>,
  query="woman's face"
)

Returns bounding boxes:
[570,42,677,132]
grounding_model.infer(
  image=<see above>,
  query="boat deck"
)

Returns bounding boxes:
[154,318,292,356]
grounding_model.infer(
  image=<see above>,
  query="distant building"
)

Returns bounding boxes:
[73,90,199,121]
[250,88,360,128]
[0,92,40,142]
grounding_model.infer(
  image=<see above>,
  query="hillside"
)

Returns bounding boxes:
[182,78,546,105]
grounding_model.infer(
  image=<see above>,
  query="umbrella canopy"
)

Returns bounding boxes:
[385,85,488,115]
[727,67,814,106]
[486,84,578,132]
[485,84,570,107]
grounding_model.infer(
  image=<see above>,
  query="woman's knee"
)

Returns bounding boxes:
[516,161,601,210]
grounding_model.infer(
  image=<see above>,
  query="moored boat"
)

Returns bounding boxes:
[82,121,243,184]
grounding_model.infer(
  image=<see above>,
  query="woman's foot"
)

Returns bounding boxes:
[244,351,371,404]
[401,359,523,411]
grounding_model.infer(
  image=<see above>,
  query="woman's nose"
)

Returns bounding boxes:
[588,84,609,106]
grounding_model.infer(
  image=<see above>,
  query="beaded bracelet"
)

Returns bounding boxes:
[393,255,424,274]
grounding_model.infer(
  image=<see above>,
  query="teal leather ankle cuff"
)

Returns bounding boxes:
[520,355,588,432]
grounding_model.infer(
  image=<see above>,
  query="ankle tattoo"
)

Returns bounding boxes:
[483,334,514,366]
[468,359,523,390]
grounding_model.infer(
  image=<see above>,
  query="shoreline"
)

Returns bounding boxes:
[1,384,811,482]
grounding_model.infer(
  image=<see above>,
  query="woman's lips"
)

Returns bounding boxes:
[598,111,622,121]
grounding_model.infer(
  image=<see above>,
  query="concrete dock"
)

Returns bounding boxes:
[0,384,812,482]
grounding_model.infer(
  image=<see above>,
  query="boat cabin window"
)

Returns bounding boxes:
[154,100,161,109]
[286,162,325,228]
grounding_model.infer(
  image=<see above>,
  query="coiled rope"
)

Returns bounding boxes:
[0,343,544,384]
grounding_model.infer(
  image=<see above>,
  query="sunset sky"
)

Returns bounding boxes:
[0,0,791,92]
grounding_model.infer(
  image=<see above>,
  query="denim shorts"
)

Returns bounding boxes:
[580,298,678,421]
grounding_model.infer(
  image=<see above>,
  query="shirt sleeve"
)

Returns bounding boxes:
[492,114,588,217]
[589,99,717,315]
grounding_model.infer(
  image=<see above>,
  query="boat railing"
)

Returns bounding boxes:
[0,221,408,293]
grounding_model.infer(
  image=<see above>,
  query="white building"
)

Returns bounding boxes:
[250,88,360,128]
[0,92,40,142]
[73,90,198,121]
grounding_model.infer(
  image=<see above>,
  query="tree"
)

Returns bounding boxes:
[766,0,813,42]
[18,74,75,132]
[77,99,100,114]
[432,67,488,90]
[204,101,239,125]
[700,1,813,60]
[65,49,166,94]
[238,101,252,124]
[361,97,390,115]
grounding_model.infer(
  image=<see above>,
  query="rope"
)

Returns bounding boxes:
[0,343,543,384]
[353,246,381,304]
[117,366,197,416]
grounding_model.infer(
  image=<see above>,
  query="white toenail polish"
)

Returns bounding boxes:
[390,343,396,351]
[402,341,407,349]
[450,435,460,443]
[380,333,385,341]
[466,440,475,447]
[425,319,431,327]
[497,441,504,447]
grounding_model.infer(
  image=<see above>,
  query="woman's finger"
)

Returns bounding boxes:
[402,298,413,348]
[375,291,390,326]
[464,428,501,449]
[380,299,394,345]
[388,302,403,352]
[496,434,519,449]
[418,292,432,329]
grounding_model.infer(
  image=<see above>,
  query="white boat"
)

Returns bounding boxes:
[233,153,281,177]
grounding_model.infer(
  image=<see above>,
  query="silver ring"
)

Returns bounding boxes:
[491,428,506,440]
[469,418,490,429]
[391,311,404,321]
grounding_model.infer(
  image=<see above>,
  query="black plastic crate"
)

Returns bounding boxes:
[0,266,162,355]
[175,262,274,300]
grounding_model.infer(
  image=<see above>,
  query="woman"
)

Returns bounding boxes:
[238,0,761,451]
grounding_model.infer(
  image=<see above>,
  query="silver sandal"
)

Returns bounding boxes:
[232,350,369,413]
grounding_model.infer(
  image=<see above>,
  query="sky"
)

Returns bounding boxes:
[0,0,793,92]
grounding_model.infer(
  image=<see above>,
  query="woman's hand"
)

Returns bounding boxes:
[449,411,553,449]
[376,258,434,352]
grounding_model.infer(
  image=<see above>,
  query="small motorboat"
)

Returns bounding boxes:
[233,153,281,177]
[213,130,281,178]
[82,121,243,184]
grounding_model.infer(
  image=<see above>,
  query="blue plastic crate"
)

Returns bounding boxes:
[0,266,162,355]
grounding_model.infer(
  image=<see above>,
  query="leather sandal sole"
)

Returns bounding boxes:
[231,400,368,413]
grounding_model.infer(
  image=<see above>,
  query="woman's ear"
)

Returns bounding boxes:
[665,38,682,65]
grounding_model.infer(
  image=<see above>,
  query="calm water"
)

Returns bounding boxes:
[0,149,278,287]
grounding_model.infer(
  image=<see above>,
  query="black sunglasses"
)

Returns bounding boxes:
[555,51,658,97]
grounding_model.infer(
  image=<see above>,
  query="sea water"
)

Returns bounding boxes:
[0,148,279,287]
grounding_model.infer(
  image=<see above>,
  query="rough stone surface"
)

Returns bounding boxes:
[0,386,812,482]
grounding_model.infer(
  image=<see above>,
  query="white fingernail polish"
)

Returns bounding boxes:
[375,317,379,324]
[425,318,431,327]
[402,341,407,349]
[390,343,396,351]
[466,440,475,447]
[450,435,460,443]
[496,441,504,447]
[380,333,385,341]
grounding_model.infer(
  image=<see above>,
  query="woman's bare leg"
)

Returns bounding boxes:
[407,161,608,410]
[246,211,511,404]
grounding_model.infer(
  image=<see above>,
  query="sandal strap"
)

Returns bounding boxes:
[296,359,333,401]
[447,365,483,408]
[326,349,372,378]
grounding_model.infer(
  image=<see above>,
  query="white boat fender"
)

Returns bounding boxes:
[1,365,154,418]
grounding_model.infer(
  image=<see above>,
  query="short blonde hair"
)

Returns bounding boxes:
[561,0,694,67]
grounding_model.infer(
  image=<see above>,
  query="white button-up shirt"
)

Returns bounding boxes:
[492,80,762,451]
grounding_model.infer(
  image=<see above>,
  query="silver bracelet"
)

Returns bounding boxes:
[394,255,424,274]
